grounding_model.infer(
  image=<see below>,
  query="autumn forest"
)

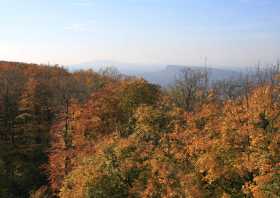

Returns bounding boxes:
[1,61,280,198]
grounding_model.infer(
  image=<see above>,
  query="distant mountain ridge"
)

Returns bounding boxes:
[68,62,243,86]
[137,65,242,86]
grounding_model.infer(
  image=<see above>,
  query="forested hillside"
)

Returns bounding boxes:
[1,61,280,197]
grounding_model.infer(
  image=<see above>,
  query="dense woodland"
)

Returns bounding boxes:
[1,61,280,198]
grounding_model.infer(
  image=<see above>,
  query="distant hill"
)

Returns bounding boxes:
[136,65,242,86]
[68,60,161,74]
[68,61,243,86]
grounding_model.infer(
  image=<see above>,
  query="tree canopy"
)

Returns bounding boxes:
[1,61,280,198]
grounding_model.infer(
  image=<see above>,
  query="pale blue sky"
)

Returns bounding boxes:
[0,0,279,67]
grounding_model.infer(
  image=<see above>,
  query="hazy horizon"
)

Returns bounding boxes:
[1,0,280,68]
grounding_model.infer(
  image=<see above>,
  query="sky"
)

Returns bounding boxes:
[0,0,280,68]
